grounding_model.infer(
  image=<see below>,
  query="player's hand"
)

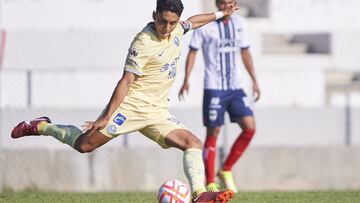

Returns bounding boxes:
[178,82,190,101]
[253,83,261,102]
[222,1,240,18]
[81,117,108,135]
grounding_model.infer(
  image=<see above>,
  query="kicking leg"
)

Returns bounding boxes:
[74,130,112,153]
[11,116,112,153]
[165,129,205,196]
[11,116,51,139]
[165,129,234,203]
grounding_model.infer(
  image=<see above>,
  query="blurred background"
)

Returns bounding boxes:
[0,0,359,192]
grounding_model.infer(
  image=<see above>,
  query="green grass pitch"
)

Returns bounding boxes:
[0,191,359,203]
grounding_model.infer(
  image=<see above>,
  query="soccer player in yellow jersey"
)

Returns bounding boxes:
[11,0,238,202]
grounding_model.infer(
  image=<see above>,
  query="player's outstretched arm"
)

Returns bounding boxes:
[187,1,239,29]
[83,71,135,134]
[178,49,197,101]
[241,48,260,102]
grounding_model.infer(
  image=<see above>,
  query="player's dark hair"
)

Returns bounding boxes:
[156,0,184,17]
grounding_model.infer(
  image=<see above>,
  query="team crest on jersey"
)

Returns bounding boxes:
[113,113,126,126]
[174,36,180,47]
[107,125,117,135]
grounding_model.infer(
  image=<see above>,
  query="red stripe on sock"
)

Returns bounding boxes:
[203,135,217,184]
[223,129,255,171]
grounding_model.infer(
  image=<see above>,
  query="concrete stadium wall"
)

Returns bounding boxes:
[0,147,359,192]
[1,108,360,149]
[1,108,360,191]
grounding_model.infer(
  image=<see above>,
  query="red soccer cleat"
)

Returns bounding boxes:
[193,189,234,203]
[11,117,51,139]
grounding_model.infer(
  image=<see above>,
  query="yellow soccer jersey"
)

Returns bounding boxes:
[122,21,192,111]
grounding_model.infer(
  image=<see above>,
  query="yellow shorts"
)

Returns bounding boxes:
[99,105,187,148]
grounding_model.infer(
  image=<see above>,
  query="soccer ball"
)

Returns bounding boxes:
[157,180,191,203]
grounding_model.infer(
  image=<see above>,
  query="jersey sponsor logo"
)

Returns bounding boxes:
[219,46,237,53]
[160,63,170,72]
[129,49,138,57]
[174,36,180,47]
[168,66,177,79]
[209,97,221,109]
[107,125,117,135]
[209,110,218,121]
[113,113,126,126]
[219,39,238,53]
[160,55,180,79]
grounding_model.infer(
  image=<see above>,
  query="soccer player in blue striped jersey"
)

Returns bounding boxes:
[11,0,239,202]
[178,0,261,193]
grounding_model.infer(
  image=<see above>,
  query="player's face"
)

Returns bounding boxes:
[217,0,236,11]
[153,11,180,39]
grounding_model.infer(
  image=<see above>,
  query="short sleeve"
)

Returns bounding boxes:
[124,38,150,76]
[179,21,192,35]
[189,28,203,50]
[238,18,251,49]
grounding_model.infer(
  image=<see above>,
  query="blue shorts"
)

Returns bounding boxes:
[203,89,253,127]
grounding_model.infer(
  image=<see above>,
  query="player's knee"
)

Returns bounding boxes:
[207,127,221,137]
[184,135,203,150]
[77,143,95,153]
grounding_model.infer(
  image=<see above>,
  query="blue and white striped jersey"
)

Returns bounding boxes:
[189,15,250,90]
